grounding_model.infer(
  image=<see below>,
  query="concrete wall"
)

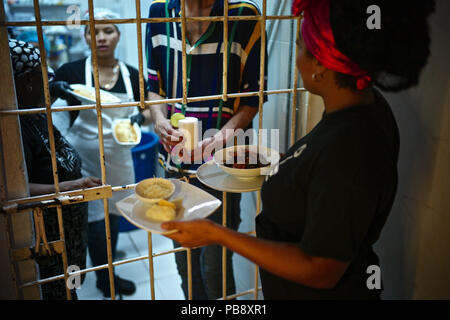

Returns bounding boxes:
[374,0,450,299]
[255,0,299,152]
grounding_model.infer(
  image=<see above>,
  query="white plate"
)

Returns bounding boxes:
[69,84,121,104]
[197,160,266,193]
[213,145,280,178]
[112,118,142,146]
[116,179,221,234]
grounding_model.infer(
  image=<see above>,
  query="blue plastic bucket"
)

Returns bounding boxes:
[119,131,159,232]
[131,131,159,183]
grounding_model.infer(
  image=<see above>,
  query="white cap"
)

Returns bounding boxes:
[83,8,121,33]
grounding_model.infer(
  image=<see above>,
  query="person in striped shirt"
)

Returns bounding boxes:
[145,0,267,299]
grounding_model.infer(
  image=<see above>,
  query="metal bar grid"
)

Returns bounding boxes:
[1,0,309,300]
[222,0,229,103]
[18,229,256,289]
[135,0,147,111]
[0,88,306,118]
[290,15,302,147]
[221,192,228,299]
[85,0,117,300]
[180,0,188,107]
[32,0,72,300]
[1,15,298,28]
[257,0,267,150]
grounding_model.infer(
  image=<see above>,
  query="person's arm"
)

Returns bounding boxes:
[144,8,183,151]
[191,10,267,157]
[148,91,183,153]
[199,8,266,149]
[162,219,350,289]
[148,91,167,122]
[51,64,81,106]
[130,67,153,126]
[186,105,258,163]
[212,104,258,145]
[140,108,153,126]
[49,81,78,105]
[29,176,101,197]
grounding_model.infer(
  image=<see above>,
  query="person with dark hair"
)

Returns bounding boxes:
[160,0,435,299]
[9,39,102,300]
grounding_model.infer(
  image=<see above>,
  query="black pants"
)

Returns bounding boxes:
[87,215,120,289]
[37,203,88,300]
[167,172,241,300]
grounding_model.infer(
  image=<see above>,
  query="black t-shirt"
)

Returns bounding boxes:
[53,58,148,102]
[255,89,399,299]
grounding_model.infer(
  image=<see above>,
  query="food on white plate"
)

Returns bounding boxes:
[115,120,138,143]
[72,87,116,103]
[213,145,280,179]
[139,178,175,200]
[145,199,177,222]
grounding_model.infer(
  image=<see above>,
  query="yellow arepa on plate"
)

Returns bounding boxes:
[135,178,175,202]
[115,120,138,143]
[145,200,177,222]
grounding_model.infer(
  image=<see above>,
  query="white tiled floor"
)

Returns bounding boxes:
[76,192,263,300]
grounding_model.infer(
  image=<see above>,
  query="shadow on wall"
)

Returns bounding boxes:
[374,0,450,299]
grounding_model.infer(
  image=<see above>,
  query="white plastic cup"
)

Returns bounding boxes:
[178,117,199,151]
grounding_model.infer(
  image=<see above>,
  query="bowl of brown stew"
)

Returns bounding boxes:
[213,145,280,178]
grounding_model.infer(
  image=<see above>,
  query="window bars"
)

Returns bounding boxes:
[0,0,306,300]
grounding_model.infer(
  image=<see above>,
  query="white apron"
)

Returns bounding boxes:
[66,56,137,223]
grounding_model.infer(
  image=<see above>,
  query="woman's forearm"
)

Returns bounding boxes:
[163,218,348,289]
[29,183,57,197]
[148,91,168,123]
[214,225,318,288]
[28,177,101,197]
[214,105,258,143]
[212,223,349,289]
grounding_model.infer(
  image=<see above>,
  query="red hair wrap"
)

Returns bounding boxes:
[292,0,372,90]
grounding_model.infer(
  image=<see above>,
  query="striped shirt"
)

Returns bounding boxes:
[146,0,267,174]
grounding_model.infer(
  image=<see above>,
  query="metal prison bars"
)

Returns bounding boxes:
[0,0,306,300]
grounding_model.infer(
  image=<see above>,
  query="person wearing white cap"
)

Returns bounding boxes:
[52,8,150,299]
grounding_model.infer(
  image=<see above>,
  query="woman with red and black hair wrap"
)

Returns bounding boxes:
[160,0,435,299]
